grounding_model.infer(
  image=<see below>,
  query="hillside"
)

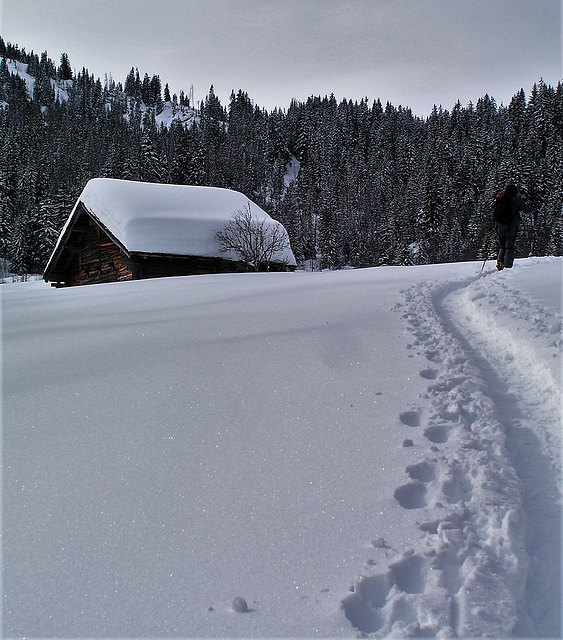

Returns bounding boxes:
[1,38,562,277]
[3,258,561,637]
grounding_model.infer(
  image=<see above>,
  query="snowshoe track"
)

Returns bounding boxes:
[342,270,562,638]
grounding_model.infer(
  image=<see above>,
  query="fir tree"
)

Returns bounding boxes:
[58,52,72,81]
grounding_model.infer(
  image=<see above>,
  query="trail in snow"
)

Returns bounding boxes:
[441,269,562,638]
[342,266,562,638]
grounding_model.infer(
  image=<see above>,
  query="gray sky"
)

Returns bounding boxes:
[1,0,561,116]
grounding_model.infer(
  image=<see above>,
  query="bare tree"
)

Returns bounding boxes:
[215,204,289,271]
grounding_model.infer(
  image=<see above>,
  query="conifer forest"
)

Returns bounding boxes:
[1,38,562,275]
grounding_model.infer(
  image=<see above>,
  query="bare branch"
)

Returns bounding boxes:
[215,203,289,271]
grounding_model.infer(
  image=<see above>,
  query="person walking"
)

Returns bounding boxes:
[493,182,537,270]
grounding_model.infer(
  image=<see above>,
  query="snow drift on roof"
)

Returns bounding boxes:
[63,178,296,264]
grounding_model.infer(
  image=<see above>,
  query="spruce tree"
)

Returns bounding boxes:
[58,53,72,81]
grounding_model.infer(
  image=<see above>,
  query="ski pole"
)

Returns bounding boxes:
[481,230,496,270]
[529,225,537,257]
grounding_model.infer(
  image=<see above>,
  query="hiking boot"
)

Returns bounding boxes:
[496,261,504,271]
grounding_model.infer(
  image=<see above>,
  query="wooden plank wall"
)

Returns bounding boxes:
[137,255,243,279]
[66,221,133,286]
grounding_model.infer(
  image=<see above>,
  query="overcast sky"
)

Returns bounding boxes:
[1,0,561,116]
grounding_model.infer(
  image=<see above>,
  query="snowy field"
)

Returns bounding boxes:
[2,257,562,638]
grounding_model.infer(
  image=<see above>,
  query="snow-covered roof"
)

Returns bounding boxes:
[48,178,296,267]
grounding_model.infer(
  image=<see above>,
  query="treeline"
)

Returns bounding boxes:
[1,38,562,274]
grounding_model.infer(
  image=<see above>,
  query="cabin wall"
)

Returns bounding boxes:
[65,220,134,286]
[135,254,245,279]
[133,255,293,278]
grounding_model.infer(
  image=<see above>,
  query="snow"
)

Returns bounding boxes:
[155,101,197,129]
[284,155,301,188]
[6,60,35,97]
[2,257,561,638]
[50,178,296,266]
[5,59,70,102]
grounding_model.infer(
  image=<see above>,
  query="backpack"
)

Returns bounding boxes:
[493,193,514,224]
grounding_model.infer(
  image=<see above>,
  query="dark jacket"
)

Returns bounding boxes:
[492,195,536,230]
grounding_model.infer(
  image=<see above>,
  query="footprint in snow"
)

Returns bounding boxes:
[420,368,439,380]
[342,552,431,635]
[389,553,426,594]
[423,424,450,444]
[394,481,427,509]
[341,573,390,633]
[399,410,421,427]
[441,470,473,504]
[406,461,436,482]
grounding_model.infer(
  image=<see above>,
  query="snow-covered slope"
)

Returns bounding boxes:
[3,257,561,637]
[6,59,72,102]
[155,100,197,128]
[6,59,37,96]
[3,58,196,128]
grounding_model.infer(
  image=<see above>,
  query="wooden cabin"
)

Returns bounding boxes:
[43,179,296,286]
